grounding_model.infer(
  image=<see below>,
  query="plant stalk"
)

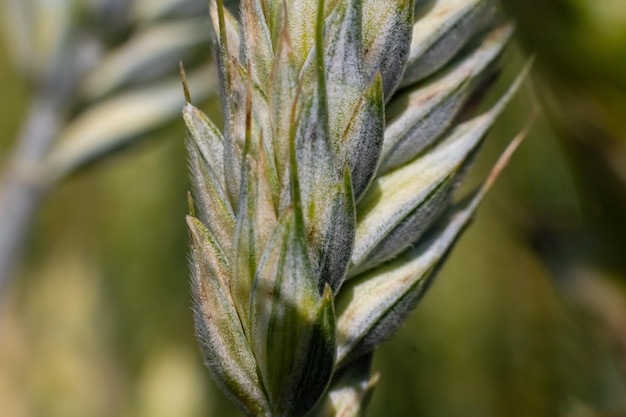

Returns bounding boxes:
[0,95,63,297]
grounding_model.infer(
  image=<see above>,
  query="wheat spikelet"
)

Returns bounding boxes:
[183,1,526,416]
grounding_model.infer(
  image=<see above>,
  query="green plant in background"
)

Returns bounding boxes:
[0,0,224,290]
[184,0,527,415]
[502,0,626,397]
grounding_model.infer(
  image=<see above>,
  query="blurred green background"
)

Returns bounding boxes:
[1,1,626,416]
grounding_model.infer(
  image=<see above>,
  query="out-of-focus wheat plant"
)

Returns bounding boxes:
[0,0,222,287]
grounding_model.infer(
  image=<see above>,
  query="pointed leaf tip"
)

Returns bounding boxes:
[187,191,195,216]
[180,61,191,103]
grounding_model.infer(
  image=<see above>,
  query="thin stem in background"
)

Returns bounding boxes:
[0,95,64,297]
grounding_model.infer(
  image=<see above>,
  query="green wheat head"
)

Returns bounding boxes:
[183,0,525,416]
